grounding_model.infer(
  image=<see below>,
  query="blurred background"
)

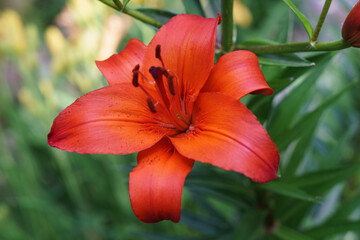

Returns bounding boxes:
[1,0,360,239]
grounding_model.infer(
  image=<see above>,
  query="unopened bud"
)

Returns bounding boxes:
[342,1,360,48]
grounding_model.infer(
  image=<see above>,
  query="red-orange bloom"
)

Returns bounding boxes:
[342,1,360,48]
[48,14,279,223]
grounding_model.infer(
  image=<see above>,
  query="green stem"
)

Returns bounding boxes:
[311,0,332,42]
[235,39,350,55]
[221,0,234,52]
[123,6,163,28]
[98,0,163,28]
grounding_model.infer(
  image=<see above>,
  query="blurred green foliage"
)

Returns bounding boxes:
[0,0,360,239]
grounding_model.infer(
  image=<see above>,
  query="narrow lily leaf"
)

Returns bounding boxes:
[182,0,205,17]
[258,181,321,203]
[274,224,316,240]
[134,233,207,240]
[274,164,360,224]
[304,220,360,239]
[191,194,231,223]
[283,163,360,189]
[282,0,313,39]
[268,52,335,139]
[327,192,360,223]
[283,124,318,177]
[258,54,314,67]
[181,211,227,235]
[208,0,220,18]
[186,179,249,197]
[122,0,130,8]
[186,185,250,209]
[135,8,177,26]
[228,209,266,239]
[275,81,357,151]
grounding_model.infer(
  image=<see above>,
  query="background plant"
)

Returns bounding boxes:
[0,0,359,239]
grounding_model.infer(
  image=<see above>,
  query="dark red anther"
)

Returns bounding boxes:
[132,64,140,87]
[146,97,157,113]
[155,45,161,60]
[168,75,175,95]
[160,68,170,78]
[133,64,140,72]
[155,45,166,67]
[149,66,161,80]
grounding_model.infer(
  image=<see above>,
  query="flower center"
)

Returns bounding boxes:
[131,45,191,132]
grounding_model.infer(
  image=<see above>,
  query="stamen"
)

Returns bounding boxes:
[133,64,140,72]
[149,66,160,80]
[155,45,165,67]
[132,72,139,87]
[168,75,175,95]
[132,64,140,87]
[147,97,157,113]
[155,45,161,60]
[149,66,170,109]
[160,68,170,78]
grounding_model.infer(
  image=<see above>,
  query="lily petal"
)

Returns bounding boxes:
[48,83,176,154]
[202,51,273,100]
[143,14,219,101]
[129,138,194,223]
[170,92,279,183]
[96,39,146,85]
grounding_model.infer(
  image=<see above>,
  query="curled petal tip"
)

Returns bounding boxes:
[217,12,222,24]
[342,1,360,48]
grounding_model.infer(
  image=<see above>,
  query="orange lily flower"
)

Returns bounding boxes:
[342,1,360,48]
[48,14,279,223]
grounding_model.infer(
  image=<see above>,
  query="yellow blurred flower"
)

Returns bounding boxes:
[0,9,26,55]
[233,0,253,28]
[45,26,68,73]
[45,26,66,56]
[18,88,41,116]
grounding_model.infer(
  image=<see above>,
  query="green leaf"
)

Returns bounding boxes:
[304,220,360,239]
[282,123,318,177]
[186,184,250,209]
[282,0,313,39]
[227,209,266,240]
[258,54,315,67]
[283,163,360,190]
[180,211,227,235]
[182,0,205,16]
[274,224,316,240]
[258,181,321,203]
[135,8,177,26]
[327,191,360,223]
[267,52,335,139]
[122,0,130,8]
[275,81,357,151]
[133,233,207,240]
